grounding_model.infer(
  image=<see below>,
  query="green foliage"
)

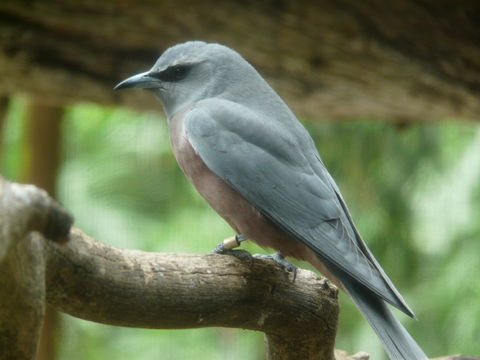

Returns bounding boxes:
[2,96,28,180]
[60,317,263,360]
[2,99,479,359]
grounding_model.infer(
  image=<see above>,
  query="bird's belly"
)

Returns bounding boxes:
[167,112,340,284]
[168,113,310,260]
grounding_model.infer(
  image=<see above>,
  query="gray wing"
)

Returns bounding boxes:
[185,99,413,317]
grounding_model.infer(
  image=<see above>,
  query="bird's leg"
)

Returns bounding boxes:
[214,234,248,252]
[253,252,298,281]
[212,234,253,263]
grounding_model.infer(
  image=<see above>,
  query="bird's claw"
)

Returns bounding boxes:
[322,277,331,290]
[211,234,248,253]
[212,234,253,265]
[213,247,254,265]
[253,252,298,281]
[212,242,227,254]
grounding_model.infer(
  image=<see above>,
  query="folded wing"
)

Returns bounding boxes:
[185,99,413,317]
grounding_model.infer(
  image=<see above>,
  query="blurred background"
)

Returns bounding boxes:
[1,1,479,359]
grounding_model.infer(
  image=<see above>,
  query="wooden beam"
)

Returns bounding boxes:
[0,1,479,122]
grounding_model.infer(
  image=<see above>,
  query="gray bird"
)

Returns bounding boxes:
[115,41,427,360]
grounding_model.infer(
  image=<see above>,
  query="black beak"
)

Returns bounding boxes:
[114,71,160,90]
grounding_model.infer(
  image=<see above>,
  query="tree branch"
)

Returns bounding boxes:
[1,177,478,360]
[0,179,72,360]
[0,177,339,360]
[46,227,339,360]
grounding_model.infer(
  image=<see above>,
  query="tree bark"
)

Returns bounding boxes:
[1,177,478,359]
[46,228,339,360]
[0,178,339,360]
[0,0,479,122]
[0,179,71,360]
[22,99,65,360]
[23,96,64,360]
[22,100,64,196]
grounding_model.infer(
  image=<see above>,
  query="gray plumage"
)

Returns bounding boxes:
[115,41,427,360]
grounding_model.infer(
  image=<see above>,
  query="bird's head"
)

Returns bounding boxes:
[115,41,253,118]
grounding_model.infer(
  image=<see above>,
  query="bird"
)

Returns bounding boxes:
[115,41,428,360]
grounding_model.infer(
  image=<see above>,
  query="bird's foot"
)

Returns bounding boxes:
[322,277,331,290]
[253,252,298,281]
[212,234,252,264]
[213,234,248,252]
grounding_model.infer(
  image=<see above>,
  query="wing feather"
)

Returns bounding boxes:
[184,99,412,316]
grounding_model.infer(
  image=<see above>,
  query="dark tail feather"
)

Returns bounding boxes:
[343,278,428,360]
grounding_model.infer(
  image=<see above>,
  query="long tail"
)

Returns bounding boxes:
[342,276,428,360]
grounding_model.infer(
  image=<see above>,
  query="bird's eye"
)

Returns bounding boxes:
[152,65,191,82]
